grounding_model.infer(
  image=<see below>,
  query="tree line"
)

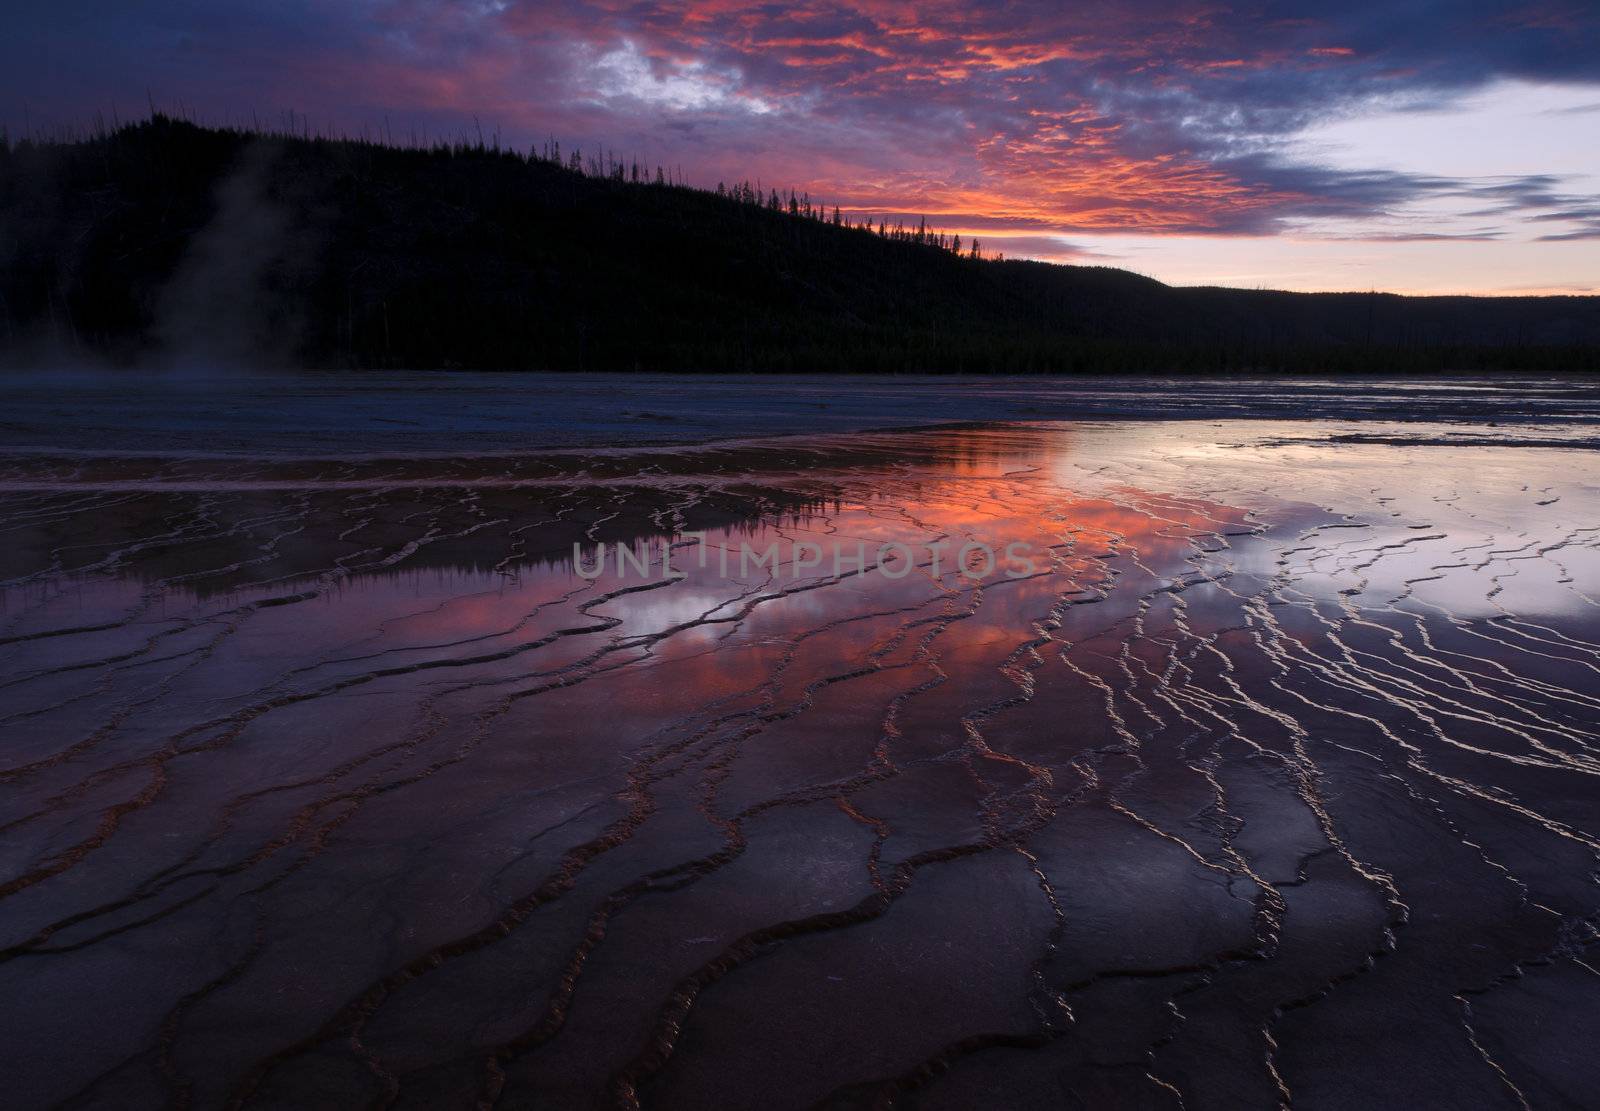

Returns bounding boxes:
[2,114,1595,372]
[530,138,987,259]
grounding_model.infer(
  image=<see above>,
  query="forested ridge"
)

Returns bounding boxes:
[3,116,1597,371]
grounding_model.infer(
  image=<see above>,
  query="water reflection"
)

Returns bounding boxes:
[1,421,1598,1110]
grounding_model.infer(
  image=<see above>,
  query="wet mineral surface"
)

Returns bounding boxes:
[1,420,1597,1109]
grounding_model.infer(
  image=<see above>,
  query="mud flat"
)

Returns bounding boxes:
[1,419,1598,1109]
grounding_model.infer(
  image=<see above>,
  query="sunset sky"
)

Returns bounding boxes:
[6,1,1598,294]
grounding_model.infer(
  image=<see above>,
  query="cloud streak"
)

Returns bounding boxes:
[3,1,1598,279]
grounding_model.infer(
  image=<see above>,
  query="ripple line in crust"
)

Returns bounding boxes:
[1,420,1597,1110]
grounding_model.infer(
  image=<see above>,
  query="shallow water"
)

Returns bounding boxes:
[2,370,1599,454]
[1,420,1598,1109]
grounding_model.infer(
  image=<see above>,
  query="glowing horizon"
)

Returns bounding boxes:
[4,2,1597,294]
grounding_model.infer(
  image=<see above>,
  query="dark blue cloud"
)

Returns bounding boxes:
[2,1,1596,239]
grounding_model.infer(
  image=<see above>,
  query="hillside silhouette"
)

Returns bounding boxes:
[3,116,1597,372]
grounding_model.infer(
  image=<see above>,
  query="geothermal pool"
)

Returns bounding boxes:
[1,419,1597,1109]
